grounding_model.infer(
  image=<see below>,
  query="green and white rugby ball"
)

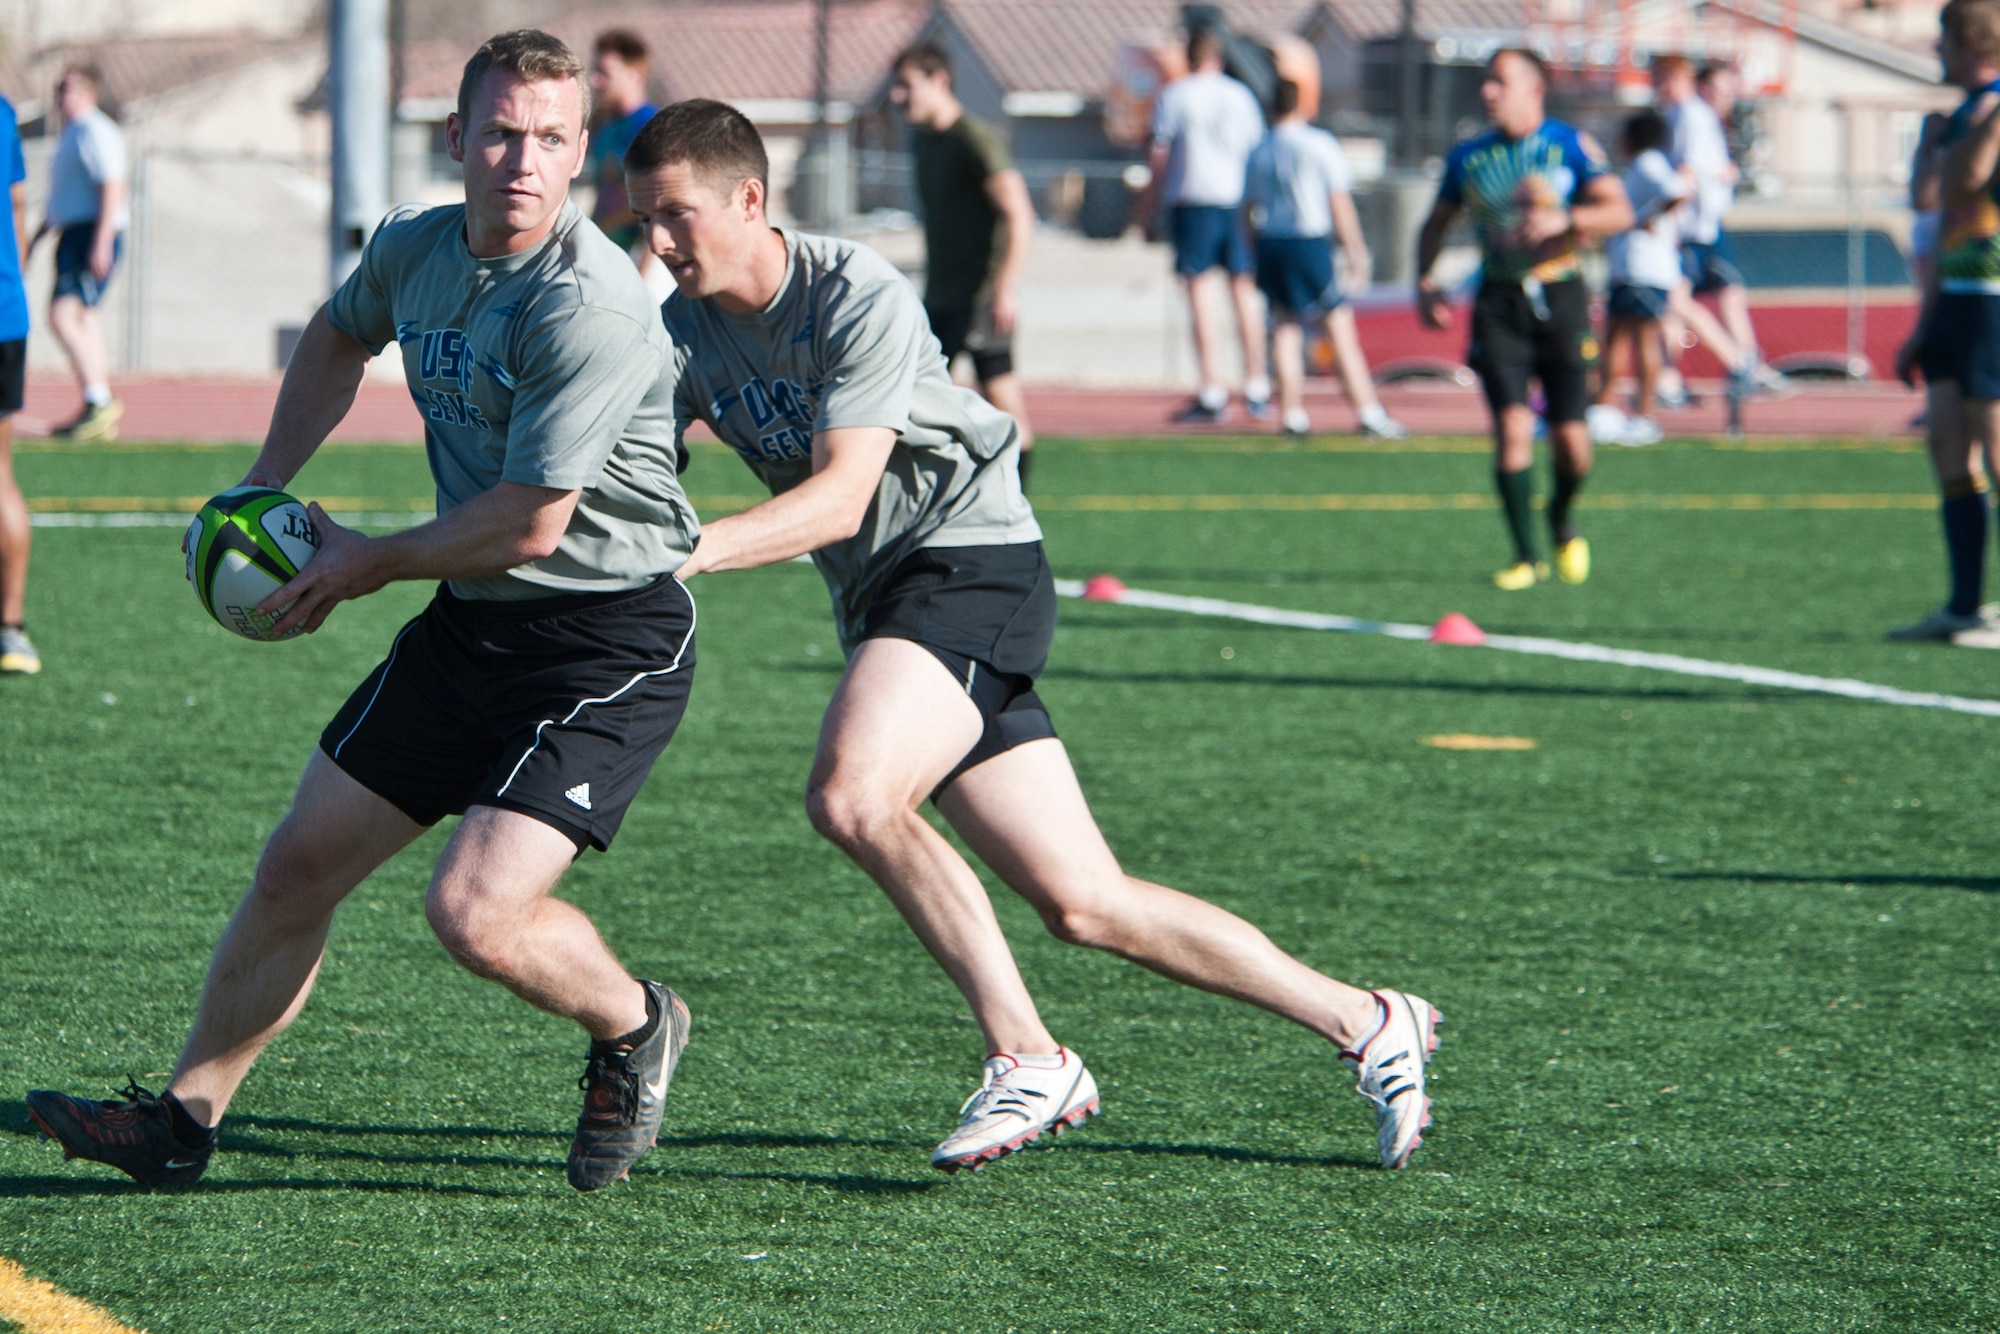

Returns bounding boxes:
[184,487,320,641]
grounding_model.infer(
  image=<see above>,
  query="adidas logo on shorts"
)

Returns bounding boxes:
[564,783,592,810]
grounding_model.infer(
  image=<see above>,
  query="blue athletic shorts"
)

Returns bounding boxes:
[1680,234,1743,294]
[1170,205,1253,278]
[1921,291,2000,400]
[54,225,121,307]
[1254,236,1343,321]
[1607,283,1671,323]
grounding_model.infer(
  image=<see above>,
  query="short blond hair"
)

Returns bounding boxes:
[457,29,590,126]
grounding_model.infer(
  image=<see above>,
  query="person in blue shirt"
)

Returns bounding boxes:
[0,93,36,674]
[586,29,661,288]
[1414,49,1632,590]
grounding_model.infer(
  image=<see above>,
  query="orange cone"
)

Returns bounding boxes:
[1429,612,1485,646]
[1082,574,1129,602]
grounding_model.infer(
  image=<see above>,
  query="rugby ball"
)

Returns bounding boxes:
[184,487,320,641]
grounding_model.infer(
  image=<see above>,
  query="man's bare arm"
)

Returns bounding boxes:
[240,306,373,491]
[262,482,582,636]
[1945,93,2000,209]
[983,167,1036,334]
[1329,188,1371,288]
[1414,197,1461,329]
[675,426,896,577]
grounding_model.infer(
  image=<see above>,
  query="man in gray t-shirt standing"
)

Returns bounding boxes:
[628,100,1442,1175]
[27,32,700,1196]
[32,63,126,440]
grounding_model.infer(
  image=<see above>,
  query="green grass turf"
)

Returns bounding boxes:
[3,436,1998,1331]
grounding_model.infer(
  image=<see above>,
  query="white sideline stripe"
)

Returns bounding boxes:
[1053,579,2000,719]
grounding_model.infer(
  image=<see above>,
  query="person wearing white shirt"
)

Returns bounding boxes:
[1654,56,1773,400]
[1143,26,1270,423]
[1589,110,1691,447]
[30,65,126,440]
[1241,79,1403,439]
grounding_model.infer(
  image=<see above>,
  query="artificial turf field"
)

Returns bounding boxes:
[3,434,1998,1332]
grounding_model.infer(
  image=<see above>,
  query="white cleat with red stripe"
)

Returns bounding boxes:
[1341,990,1443,1169]
[930,1048,1099,1173]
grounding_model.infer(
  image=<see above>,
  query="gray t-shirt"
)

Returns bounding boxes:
[328,200,698,601]
[662,229,1039,648]
[1244,122,1355,240]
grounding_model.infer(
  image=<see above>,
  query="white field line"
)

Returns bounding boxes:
[1054,579,2000,719]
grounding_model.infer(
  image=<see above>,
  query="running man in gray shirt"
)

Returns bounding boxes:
[27,31,699,1195]
[627,99,1441,1175]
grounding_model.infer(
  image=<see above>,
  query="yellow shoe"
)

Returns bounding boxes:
[57,399,122,442]
[1554,536,1590,585]
[1492,560,1545,591]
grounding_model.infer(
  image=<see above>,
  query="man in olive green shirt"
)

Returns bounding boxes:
[890,43,1038,483]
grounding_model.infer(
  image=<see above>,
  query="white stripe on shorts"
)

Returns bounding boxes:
[494,578,698,800]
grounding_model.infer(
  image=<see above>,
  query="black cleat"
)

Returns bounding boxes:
[567,981,690,1191]
[25,1080,215,1187]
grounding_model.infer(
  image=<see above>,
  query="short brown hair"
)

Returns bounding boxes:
[895,42,951,81]
[594,28,649,68]
[1944,0,2000,64]
[1187,27,1223,68]
[1490,47,1550,87]
[1651,52,1693,81]
[457,29,590,127]
[60,63,103,94]
[625,98,770,197]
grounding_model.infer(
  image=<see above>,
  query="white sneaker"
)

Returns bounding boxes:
[1341,990,1442,1169]
[1359,408,1409,439]
[1950,622,2000,649]
[1888,607,1988,641]
[1617,416,1663,447]
[930,1048,1098,1172]
[1585,402,1627,443]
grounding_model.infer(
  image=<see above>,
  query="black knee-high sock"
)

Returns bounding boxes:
[1495,468,1538,563]
[1548,464,1588,546]
[1942,481,1989,616]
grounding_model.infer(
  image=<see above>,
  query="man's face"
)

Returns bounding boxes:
[55,74,93,121]
[628,161,760,299]
[591,52,648,116]
[447,69,587,243]
[1481,53,1544,130]
[889,64,952,128]
[1699,70,1737,116]
[1654,66,1695,105]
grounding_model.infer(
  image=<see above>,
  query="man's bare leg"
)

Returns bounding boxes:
[1270,318,1305,422]
[1229,271,1269,397]
[1669,288,1745,372]
[424,805,649,1040]
[168,751,426,1124]
[935,738,1380,1048]
[0,417,28,624]
[805,636,1057,1056]
[1716,283,1759,366]
[48,294,110,408]
[1324,305,1387,418]
[1184,270,1225,395]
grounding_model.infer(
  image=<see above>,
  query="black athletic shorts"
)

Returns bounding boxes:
[1467,277,1595,425]
[319,574,696,852]
[927,301,1014,382]
[0,338,24,416]
[1921,291,2000,400]
[859,542,1058,795]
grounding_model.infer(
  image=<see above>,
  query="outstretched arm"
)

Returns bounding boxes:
[675,426,896,577]
[241,305,372,491]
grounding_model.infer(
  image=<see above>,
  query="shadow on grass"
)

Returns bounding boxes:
[1069,1140,1378,1171]
[652,1167,939,1195]
[1664,870,2000,894]
[1042,664,1790,705]
[0,1173,525,1198]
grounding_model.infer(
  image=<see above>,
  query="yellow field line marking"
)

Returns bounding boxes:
[0,1257,146,1334]
[1423,734,1538,750]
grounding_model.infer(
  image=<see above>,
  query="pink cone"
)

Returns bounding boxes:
[1429,612,1485,646]
[1082,574,1129,602]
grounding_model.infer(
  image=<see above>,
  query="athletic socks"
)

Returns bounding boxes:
[1548,465,1588,546]
[1942,483,1989,617]
[1008,1051,1067,1070]
[1283,408,1311,435]
[592,984,661,1057]
[1197,384,1228,412]
[1495,467,1539,563]
[162,1090,218,1149]
[1244,375,1272,406]
[1358,404,1393,433]
[83,383,111,408]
